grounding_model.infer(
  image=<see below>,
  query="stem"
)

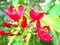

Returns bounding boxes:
[26,33,31,45]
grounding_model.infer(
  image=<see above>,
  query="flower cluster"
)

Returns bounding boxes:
[1,5,52,42]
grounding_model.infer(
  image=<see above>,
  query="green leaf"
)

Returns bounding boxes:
[24,5,30,20]
[22,29,27,36]
[51,29,59,45]
[8,36,16,45]
[48,4,60,15]
[12,36,22,45]
[29,35,41,45]
[52,0,56,3]
[12,0,19,7]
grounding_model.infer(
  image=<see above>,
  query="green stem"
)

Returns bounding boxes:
[26,33,31,45]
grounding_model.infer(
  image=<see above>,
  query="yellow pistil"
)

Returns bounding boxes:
[43,28,49,34]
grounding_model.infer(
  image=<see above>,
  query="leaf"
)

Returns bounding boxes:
[29,35,41,45]
[22,29,27,36]
[48,4,60,16]
[12,36,22,45]
[24,5,30,20]
[12,0,19,7]
[8,36,16,45]
[52,0,56,3]
[51,28,59,45]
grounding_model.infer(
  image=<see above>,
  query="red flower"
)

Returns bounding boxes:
[2,5,25,21]
[0,30,5,35]
[38,26,52,42]
[30,9,45,21]
[2,22,11,28]
[21,16,27,28]
[7,32,13,36]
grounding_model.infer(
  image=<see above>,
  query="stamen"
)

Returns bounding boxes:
[13,8,19,12]
[43,28,49,34]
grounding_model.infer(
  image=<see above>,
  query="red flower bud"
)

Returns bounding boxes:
[21,16,27,28]
[22,35,27,39]
[0,30,5,35]
[13,24,18,27]
[7,32,13,36]
[23,39,26,43]
[2,22,11,28]
[17,32,21,36]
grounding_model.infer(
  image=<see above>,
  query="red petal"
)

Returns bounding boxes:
[9,13,21,21]
[0,30,5,35]
[18,5,25,12]
[37,12,45,20]
[36,20,41,29]
[30,9,37,20]
[2,9,9,15]
[8,5,14,12]
[18,5,25,17]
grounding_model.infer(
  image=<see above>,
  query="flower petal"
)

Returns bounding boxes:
[18,5,25,16]
[9,14,20,21]
[37,12,45,20]
[18,5,25,12]
[2,9,10,15]
[8,5,14,12]
[30,9,37,20]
